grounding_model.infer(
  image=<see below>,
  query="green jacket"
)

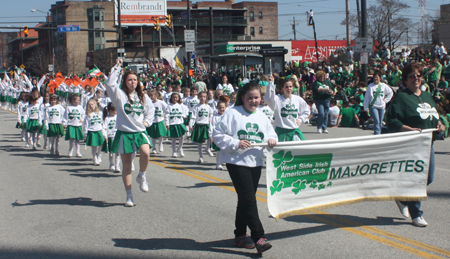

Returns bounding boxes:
[312,80,333,101]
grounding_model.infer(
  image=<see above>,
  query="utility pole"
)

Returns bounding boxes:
[209,7,214,72]
[346,0,351,48]
[187,0,191,88]
[361,0,367,86]
[118,0,122,49]
[388,13,391,51]
[356,0,361,37]
[292,17,296,41]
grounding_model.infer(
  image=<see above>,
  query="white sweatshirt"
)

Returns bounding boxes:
[83,112,106,138]
[44,104,66,130]
[258,105,274,122]
[23,103,42,122]
[265,81,310,129]
[189,104,213,127]
[209,113,223,138]
[105,66,155,132]
[207,99,216,110]
[212,105,277,167]
[17,101,28,122]
[363,82,394,111]
[165,103,187,126]
[64,105,85,127]
[216,83,234,95]
[184,96,200,112]
[39,103,50,121]
[153,100,167,123]
[103,115,117,138]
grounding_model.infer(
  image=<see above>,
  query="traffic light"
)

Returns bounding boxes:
[166,15,172,29]
[24,26,29,38]
[154,18,160,31]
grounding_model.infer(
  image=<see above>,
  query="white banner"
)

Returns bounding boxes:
[116,0,167,26]
[266,130,433,220]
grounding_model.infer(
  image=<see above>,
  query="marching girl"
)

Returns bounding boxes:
[229,92,237,108]
[23,94,42,150]
[105,60,155,207]
[212,82,277,254]
[102,103,121,172]
[213,89,224,109]
[258,95,274,122]
[207,89,216,110]
[64,94,85,157]
[82,86,95,109]
[184,87,199,136]
[37,92,50,149]
[16,92,30,143]
[165,92,188,158]
[84,99,106,166]
[189,91,214,163]
[216,74,234,96]
[44,94,65,156]
[147,90,167,154]
[265,75,310,142]
[209,100,227,170]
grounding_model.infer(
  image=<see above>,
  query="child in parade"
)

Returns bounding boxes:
[44,94,65,156]
[229,92,237,108]
[207,89,216,109]
[147,90,167,154]
[105,60,155,207]
[102,103,121,172]
[16,92,29,142]
[64,94,85,157]
[209,101,226,170]
[84,99,106,166]
[213,89,224,109]
[189,91,214,163]
[23,94,42,150]
[265,75,310,141]
[213,82,277,254]
[258,95,274,122]
[184,87,199,136]
[37,92,50,149]
[165,92,187,158]
[216,74,234,96]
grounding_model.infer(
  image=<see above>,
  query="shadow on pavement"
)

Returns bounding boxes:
[112,237,262,258]
[428,191,450,199]
[11,197,123,208]
[0,249,137,259]
[70,173,121,178]
[177,182,266,190]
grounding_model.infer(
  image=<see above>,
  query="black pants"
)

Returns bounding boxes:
[226,163,264,242]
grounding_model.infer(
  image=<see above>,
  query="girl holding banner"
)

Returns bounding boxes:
[265,75,310,141]
[213,82,277,254]
[386,63,445,227]
[364,71,393,135]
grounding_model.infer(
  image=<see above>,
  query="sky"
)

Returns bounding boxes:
[0,0,446,44]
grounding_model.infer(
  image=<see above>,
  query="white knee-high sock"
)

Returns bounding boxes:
[49,137,55,150]
[172,139,176,153]
[198,143,203,158]
[91,146,97,160]
[55,138,60,151]
[75,140,81,154]
[31,133,37,146]
[151,138,157,150]
[178,136,184,150]
[216,151,221,166]
[158,137,163,147]
[114,153,121,168]
[206,139,212,151]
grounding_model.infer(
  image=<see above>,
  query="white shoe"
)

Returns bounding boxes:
[136,174,149,192]
[76,153,82,158]
[25,144,30,148]
[216,165,223,170]
[412,216,428,227]
[36,142,42,147]
[317,129,322,134]
[131,163,135,172]
[172,152,178,158]
[178,149,185,157]
[110,165,116,171]
[50,149,55,155]
[395,200,410,218]
[32,145,37,150]
[114,166,121,173]
[97,154,102,163]
[151,149,157,154]
[323,129,329,134]
[93,157,100,166]
[198,157,203,163]
[207,149,215,157]
[159,146,164,152]
[125,198,135,207]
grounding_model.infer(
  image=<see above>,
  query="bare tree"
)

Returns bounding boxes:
[26,46,51,76]
[342,0,412,52]
[93,48,115,73]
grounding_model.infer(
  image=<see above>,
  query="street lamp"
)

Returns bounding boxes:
[31,9,53,70]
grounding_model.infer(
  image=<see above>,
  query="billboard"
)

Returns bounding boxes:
[291,40,354,63]
[115,0,167,26]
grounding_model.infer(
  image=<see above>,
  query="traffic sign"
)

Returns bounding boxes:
[355,37,373,53]
[184,30,195,42]
[117,48,125,53]
[57,25,80,33]
[20,64,25,69]
[186,42,195,52]
[48,64,54,72]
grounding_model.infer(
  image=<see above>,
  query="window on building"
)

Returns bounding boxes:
[259,12,262,19]
[220,28,224,34]
[94,12,100,21]
[220,13,223,21]
[250,27,255,36]
[95,28,100,37]
[259,27,263,34]
[95,44,101,50]
[250,11,254,21]
[100,12,104,21]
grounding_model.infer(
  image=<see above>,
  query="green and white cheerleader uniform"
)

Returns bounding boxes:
[105,66,155,154]
[102,114,117,153]
[24,103,42,133]
[84,112,106,147]
[165,103,187,138]
[265,81,310,141]
[69,84,83,97]
[189,103,213,143]
[16,100,28,129]
[64,105,85,140]
[258,105,274,123]
[44,104,65,137]
[209,113,223,151]
[147,100,167,139]
[183,96,200,126]
[216,83,234,96]
[39,103,50,135]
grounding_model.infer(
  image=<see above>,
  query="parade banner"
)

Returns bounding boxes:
[266,130,433,220]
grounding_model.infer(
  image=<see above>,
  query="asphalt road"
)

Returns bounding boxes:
[1,109,449,259]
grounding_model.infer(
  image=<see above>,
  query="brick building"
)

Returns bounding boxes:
[7,27,40,70]
[0,32,19,69]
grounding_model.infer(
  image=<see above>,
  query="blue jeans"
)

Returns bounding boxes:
[370,107,385,135]
[315,100,330,131]
[400,146,435,219]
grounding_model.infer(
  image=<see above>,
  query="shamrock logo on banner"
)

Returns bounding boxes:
[270,179,284,195]
[292,179,307,194]
[124,103,144,117]
[416,103,439,121]
[198,108,208,117]
[272,150,294,169]
[237,123,264,143]
[281,104,298,118]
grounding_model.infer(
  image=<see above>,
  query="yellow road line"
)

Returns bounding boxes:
[149,156,450,258]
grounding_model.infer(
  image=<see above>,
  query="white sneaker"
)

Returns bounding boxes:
[131,162,135,172]
[97,154,102,163]
[76,153,82,158]
[317,129,322,134]
[395,200,410,218]
[216,165,223,170]
[25,143,30,148]
[50,149,55,155]
[151,149,157,154]
[323,129,329,134]
[172,152,178,158]
[136,174,149,192]
[198,157,203,163]
[159,146,164,152]
[114,166,121,173]
[412,216,428,227]
[36,142,42,147]
[125,198,135,207]
[179,149,185,157]
[68,152,72,158]
[110,165,116,171]
[207,149,215,157]
[94,157,100,166]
